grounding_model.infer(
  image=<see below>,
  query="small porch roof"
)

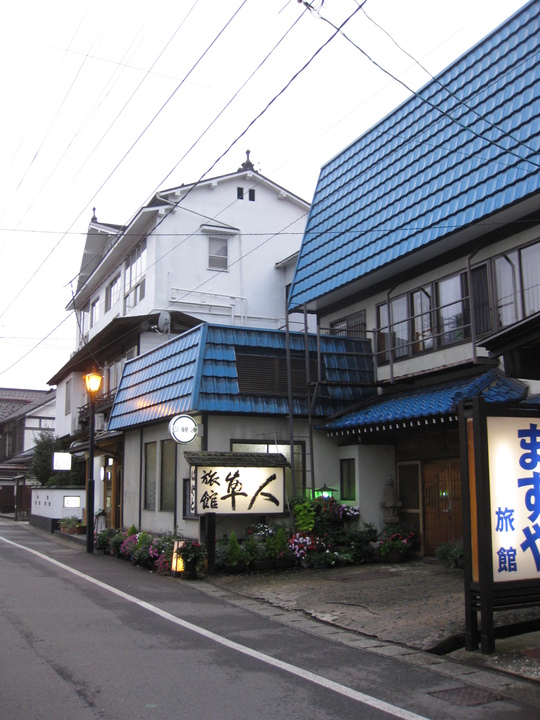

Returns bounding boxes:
[323,370,528,435]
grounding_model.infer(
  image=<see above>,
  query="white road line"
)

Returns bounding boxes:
[0,533,431,720]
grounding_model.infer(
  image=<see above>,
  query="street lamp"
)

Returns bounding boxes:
[83,371,102,553]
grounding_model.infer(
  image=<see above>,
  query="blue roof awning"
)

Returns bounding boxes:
[323,370,528,434]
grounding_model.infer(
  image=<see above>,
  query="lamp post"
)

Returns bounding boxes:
[84,371,102,553]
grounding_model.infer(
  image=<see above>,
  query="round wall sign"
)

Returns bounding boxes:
[169,414,198,444]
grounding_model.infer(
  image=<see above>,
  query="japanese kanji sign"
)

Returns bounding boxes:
[488,416,540,582]
[194,465,285,515]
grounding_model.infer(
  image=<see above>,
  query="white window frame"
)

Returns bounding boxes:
[105,274,121,312]
[90,297,100,328]
[208,235,229,271]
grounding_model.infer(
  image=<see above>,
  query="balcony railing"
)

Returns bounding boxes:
[78,389,117,423]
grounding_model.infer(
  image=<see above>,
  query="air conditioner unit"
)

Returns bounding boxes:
[95,413,106,432]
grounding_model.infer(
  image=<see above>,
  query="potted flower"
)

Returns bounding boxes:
[179,540,208,579]
[379,525,418,562]
[58,516,79,534]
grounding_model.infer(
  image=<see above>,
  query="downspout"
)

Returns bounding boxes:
[466,246,482,365]
[304,305,316,495]
[386,285,398,385]
[138,427,143,531]
[285,302,296,500]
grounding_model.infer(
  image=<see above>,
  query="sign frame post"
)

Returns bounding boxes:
[459,397,540,654]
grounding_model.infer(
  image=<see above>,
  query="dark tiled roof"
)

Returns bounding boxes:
[184,452,289,467]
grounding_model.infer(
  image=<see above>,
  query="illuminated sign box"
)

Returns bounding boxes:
[63,496,81,509]
[488,416,540,582]
[53,452,72,471]
[186,452,287,516]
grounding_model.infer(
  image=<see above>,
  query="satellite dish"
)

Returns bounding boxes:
[157,310,171,334]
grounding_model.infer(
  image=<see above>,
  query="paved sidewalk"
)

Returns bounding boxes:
[205,559,540,685]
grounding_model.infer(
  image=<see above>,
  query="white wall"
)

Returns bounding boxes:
[23,398,56,451]
[335,444,396,532]
[78,175,308,348]
[31,487,85,521]
[54,373,89,438]
[121,412,341,540]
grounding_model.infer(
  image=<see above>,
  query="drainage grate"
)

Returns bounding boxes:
[428,686,503,707]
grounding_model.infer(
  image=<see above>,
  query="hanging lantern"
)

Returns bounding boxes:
[314,484,337,499]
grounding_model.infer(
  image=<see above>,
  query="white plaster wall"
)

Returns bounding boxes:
[121,413,337,539]
[81,177,308,345]
[338,444,396,532]
[31,487,85,520]
[122,431,142,530]
[54,374,87,437]
[23,398,56,450]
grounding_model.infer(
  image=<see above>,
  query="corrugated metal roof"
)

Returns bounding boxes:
[288,1,540,310]
[108,324,376,430]
[323,370,527,432]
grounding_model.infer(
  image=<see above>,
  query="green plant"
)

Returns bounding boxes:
[132,531,154,568]
[214,540,228,570]
[348,524,377,564]
[149,532,178,575]
[244,536,267,562]
[59,515,79,531]
[109,530,126,555]
[264,526,291,560]
[293,498,316,532]
[95,527,119,553]
[226,532,250,566]
[31,431,63,485]
[179,541,208,578]
[436,540,464,568]
[179,541,207,565]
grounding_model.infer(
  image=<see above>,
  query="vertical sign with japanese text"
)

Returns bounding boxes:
[488,416,540,582]
[195,465,284,514]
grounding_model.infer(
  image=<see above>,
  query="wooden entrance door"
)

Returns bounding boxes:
[423,459,462,555]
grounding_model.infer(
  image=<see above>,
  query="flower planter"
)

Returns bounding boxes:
[384,552,406,563]
[252,559,275,572]
[224,563,249,574]
[275,557,295,570]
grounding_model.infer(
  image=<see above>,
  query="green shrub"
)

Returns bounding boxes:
[133,531,154,568]
[226,532,250,566]
[266,526,290,559]
[436,540,464,568]
[109,531,125,555]
[214,540,228,570]
[96,527,119,553]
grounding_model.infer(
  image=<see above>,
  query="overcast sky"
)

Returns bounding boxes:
[0,0,529,390]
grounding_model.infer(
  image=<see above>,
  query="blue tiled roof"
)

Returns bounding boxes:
[108,324,376,429]
[323,370,527,432]
[288,1,540,309]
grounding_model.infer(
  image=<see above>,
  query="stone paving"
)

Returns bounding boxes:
[207,560,466,650]
[204,558,540,687]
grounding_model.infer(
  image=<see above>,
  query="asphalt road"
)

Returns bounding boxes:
[0,520,538,720]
